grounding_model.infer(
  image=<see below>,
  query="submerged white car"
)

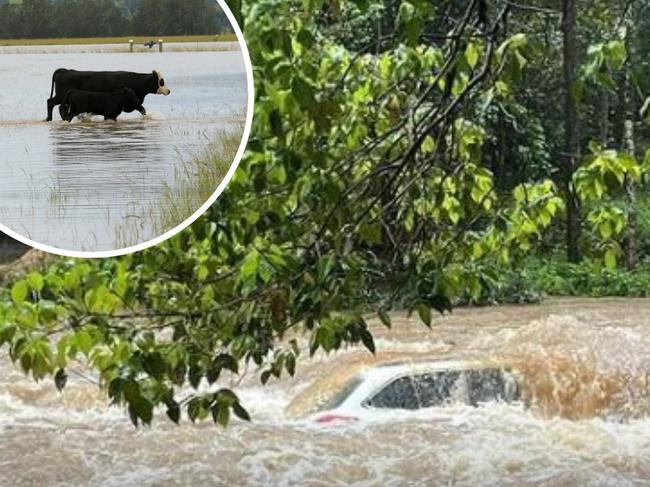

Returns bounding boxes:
[287,359,521,425]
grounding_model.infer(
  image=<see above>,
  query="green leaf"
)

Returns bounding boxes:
[11,280,29,304]
[0,325,16,347]
[599,221,613,240]
[292,76,315,108]
[360,329,376,354]
[240,249,260,282]
[359,223,382,245]
[233,402,251,422]
[465,43,479,69]
[416,304,432,327]
[187,398,206,423]
[74,330,93,355]
[214,354,239,374]
[285,353,296,376]
[54,368,67,392]
[26,273,44,292]
[166,400,181,424]
[84,286,120,314]
[421,135,436,155]
[213,404,230,427]
[397,1,421,44]
[134,396,153,426]
[268,164,287,185]
[378,309,392,328]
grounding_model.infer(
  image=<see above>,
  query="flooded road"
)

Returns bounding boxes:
[2,298,650,486]
[0,48,248,252]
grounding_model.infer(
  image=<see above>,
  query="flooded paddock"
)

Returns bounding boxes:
[2,298,650,486]
[0,41,240,55]
[0,47,248,252]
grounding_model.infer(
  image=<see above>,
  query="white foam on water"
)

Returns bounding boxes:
[141,111,166,121]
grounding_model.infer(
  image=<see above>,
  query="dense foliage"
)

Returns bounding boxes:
[0,0,232,38]
[505,258,650,298]
[2,0,650,427]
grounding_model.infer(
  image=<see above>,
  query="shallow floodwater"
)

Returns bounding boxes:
[2,298,650,486]
[0,48,247,251]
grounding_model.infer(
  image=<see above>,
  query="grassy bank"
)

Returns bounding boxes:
[519,259,650,298]
[153,126,244,233]
[439,257,650,307]
[480,258,650,305]
[0,34,237,47]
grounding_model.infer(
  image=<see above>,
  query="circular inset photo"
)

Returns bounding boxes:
[0,0,252,257]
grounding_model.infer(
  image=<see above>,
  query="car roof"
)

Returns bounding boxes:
[365,359,501,376]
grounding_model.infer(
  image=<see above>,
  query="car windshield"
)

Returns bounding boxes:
[364,368,519,410]
[314,375,364,413]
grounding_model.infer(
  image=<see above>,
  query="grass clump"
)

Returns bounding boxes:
[154,127,244,233]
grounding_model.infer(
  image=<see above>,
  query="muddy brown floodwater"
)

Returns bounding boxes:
[3,298,650,486]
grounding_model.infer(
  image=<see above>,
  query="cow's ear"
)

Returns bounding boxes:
[152,70,158,79]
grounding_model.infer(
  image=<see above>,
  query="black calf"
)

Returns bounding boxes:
[59,87,143,122]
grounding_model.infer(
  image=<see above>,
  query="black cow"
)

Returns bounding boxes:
[46,68,171,121]
[59,87,143,122]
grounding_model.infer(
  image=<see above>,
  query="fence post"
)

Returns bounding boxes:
[129,40,134,52]
[158,39,163,52]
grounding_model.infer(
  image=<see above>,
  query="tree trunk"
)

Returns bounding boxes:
[623,129,638,270]
[599,89,610,146]
[623,56,637,270]
[561,0,581,263]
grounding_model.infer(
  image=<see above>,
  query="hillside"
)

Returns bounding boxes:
[3,0,144,9]
[0,0,233,39]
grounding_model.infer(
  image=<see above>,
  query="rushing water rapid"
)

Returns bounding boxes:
[2,298,650,486]
[0,47,248,251]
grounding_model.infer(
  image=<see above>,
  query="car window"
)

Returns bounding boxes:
[364,372,462,410]
[466,369,520,406]
[364,368,520,410]
[364,376,420,410]
[412,371,462,407]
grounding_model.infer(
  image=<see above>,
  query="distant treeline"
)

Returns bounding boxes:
[0,0,233,39]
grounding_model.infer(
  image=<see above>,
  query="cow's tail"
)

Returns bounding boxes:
[50,68,65,99]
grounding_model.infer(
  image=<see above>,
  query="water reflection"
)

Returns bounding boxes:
[48,120,167,201]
